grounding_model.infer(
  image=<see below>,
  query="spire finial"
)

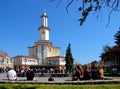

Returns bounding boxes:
[43,10,46,16]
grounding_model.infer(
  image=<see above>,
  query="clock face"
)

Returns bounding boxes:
[42,31,45,34]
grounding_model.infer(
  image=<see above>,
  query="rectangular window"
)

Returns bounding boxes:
[49,48,51,52]
[36,48,37,53]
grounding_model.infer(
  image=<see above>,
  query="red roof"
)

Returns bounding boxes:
[0,50,8,58]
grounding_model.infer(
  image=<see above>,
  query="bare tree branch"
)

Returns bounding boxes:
[66,0,74,13]
[56,0,62,8]
[106,8,114,28]
[50,0,120,27]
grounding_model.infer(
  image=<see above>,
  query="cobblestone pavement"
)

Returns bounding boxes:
[0,73,120,84]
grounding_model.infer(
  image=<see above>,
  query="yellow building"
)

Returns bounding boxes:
[14,11,65,71]
[28,11,65,70]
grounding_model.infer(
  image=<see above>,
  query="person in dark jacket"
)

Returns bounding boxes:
[91,65,99,79]
[83,65,91,80]
[26,68,35,80]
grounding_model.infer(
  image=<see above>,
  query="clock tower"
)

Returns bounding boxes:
[38,11,50,41]
[28,11,60,65]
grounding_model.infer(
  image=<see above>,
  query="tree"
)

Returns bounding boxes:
[114,27,120,46]
[65,43,74,73]
[101,45,120,66]
[102,45,111,54]
[49,0,120,27]
[100,28,120,66]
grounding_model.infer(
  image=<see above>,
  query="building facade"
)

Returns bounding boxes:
[14,11,65,71]
[13,55,38,69]
[0,51,13,71]
[28,11,61,65]
[46,56,66,71]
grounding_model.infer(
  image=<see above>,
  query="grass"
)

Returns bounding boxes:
[0,84,120,89]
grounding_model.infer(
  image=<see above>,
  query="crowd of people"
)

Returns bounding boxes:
[72,64,104,81]
[6,67,35,81]
[6,64,104,81]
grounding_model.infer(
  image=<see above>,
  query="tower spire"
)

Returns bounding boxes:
[41,11,48,27]
[38,11,50,41]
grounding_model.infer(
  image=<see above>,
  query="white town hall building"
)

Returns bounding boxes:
[13,11,66,71]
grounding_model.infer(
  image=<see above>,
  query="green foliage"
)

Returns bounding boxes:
[65,43,74,72]
[0,84,37,89]
[0,84,120,89]
[114,28,120,46]
[100,28,120,66]
[101,45,120,66]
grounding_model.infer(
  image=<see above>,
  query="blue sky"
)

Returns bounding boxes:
[0,0,120,64]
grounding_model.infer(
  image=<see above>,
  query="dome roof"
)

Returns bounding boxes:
[0,50,8,57]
